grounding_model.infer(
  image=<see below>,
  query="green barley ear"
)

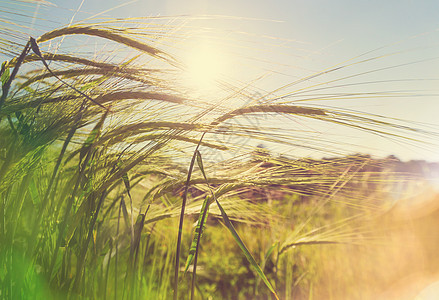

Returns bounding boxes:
[84,109,109,148]
[80,108,109,163]
[195,150,207,181]
[118,160,135,246]
[183,195,212,274]
[0,61,10,86]
[120,196,131,230]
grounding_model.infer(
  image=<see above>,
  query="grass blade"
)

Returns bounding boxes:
[173,132,206,300]
[196,149,279,300]
[255,242,278,294]
[196,150,280,300]
[215,199,280,300]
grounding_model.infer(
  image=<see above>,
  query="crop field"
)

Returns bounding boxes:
[1,1,439,299]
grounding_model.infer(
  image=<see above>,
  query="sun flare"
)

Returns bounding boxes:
[183,43,228,93]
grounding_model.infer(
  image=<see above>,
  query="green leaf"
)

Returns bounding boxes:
[28,178,40,205]
[29,37,42,57]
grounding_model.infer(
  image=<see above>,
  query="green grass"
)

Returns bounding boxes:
[0,11,438,300]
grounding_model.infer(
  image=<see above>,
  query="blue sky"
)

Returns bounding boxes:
[2,0,439,160]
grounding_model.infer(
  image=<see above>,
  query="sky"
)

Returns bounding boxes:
[2,0,439,161]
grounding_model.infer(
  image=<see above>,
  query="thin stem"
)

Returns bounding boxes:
[173,131,206,300]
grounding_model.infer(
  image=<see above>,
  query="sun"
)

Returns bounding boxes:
[183,42,228,93]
